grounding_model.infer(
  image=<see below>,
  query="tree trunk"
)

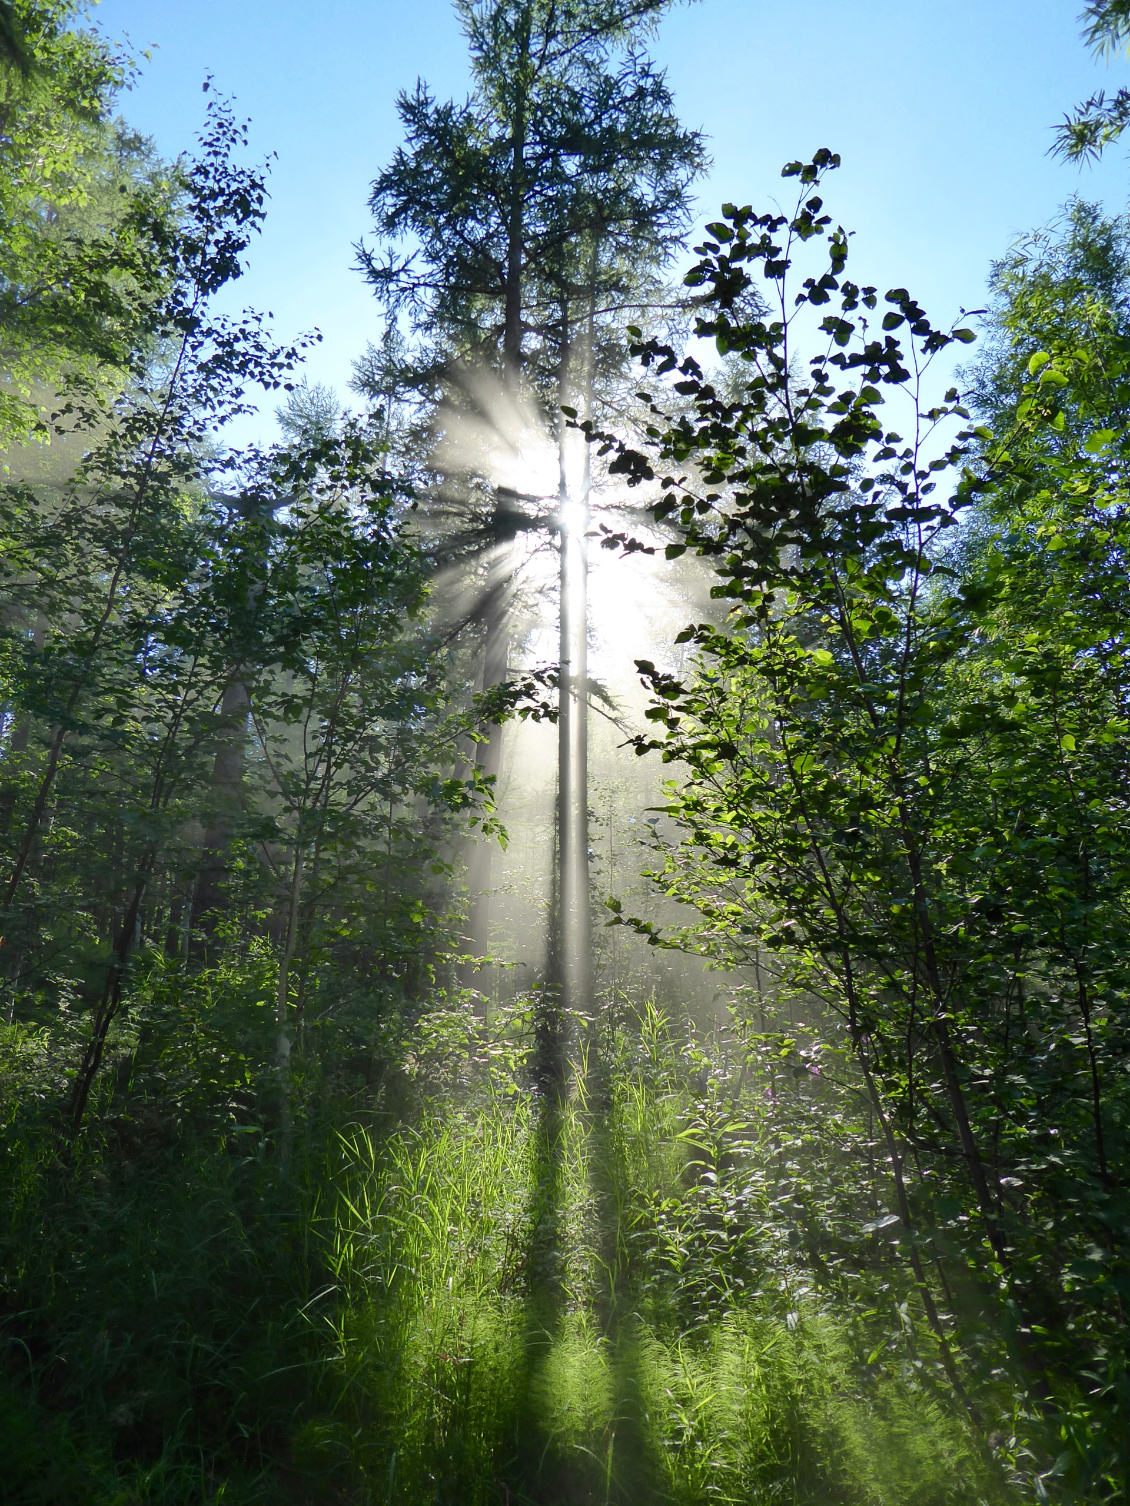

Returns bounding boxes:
[275,845,304,1166]
[556,457,590,1014]
[69,859,153,1136]
[544,270,596,1088]
[189,674,251,953]
[464,52,529,967]
[857,1039,980,1424]
[557,276,595,1019]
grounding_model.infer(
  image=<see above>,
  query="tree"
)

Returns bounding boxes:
[596,152,1130,1479]
[233,430,502,1044]
[0,0,30,73]
[277,377,342,445]
[968,198,1130,442]
[359,0,704,987]
[359,0,695,385]
[0,1,175,450]
[0,100,304,940]
[0,99,314,1130]
[1055,0,1130,160]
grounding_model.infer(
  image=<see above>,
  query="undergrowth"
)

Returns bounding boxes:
[313,1002,1015,1506]
[0,972,1025,1504]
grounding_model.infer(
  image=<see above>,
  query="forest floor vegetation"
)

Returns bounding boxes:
[1,967,1023,1506]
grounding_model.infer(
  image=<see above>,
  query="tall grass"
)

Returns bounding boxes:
[0,984,1023,1503]
[314,1000,1017,1506]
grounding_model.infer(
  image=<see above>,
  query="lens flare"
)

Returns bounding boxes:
[431,364,558,504]
[429,363,712,1027]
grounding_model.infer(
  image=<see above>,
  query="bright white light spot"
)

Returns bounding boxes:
[560,500,587,536]
[430,366,559,502]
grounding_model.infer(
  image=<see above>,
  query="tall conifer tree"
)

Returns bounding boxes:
[359,0,704,993]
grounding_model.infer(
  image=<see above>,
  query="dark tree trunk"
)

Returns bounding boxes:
[189,675,250,954]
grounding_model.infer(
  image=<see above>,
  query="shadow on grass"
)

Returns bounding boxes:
[498,1006,664,1506]
[316,998,1016,1506]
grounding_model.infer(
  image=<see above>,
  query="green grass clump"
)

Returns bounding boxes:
[0,1135,320,1503]
[632,1310,992,1506]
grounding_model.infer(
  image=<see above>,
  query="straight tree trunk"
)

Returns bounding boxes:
[556,275,596,1019]
[274,845,304,1168]
[556,460,589,1015]
[464,45,529,964]
[543,268,596,1086]
[189,673,251,951]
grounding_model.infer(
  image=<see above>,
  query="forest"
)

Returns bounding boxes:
[2,0,1130,1502]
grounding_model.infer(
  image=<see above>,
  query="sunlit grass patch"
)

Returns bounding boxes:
[633,1306,998,1506]
[318,1018,1015,1506]
[0,991,1023,1505]
[533,1308,615,1443]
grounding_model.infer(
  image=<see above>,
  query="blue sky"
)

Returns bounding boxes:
[97,0,1130,442]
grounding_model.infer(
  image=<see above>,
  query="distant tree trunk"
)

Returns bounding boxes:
[464,50,528,967]
[0,714,29,832]
[188,674,250,954]
[462,511,515,966]
[0,613,45,837]
[68,857,153,1136]
[274,844,304,1168]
